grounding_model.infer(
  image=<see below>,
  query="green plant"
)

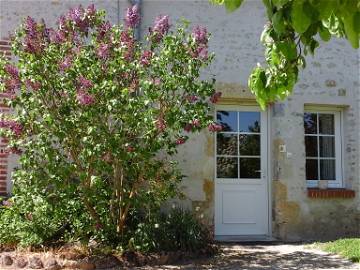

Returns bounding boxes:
[0,5,220,247]
[130,207,212,253]
[316,238,360,263]
[211,0,360,108]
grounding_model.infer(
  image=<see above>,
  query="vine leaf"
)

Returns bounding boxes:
[224,0,243,12]
[291,0,311,34]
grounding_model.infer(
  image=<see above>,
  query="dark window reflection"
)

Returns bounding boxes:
[319,114,334,135]
[217,133,237,155]
[239,112,260,133]
[239,158,260,178]
[217,157,238,178]
[239,134,260,156]
[304,113,317,134]
[320,136,335,157]
[320,159,336,180]
[217,111,237,132]
[305,136,318,157]
[306,159,318,180]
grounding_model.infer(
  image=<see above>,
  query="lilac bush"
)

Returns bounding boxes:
[0,5,221,245]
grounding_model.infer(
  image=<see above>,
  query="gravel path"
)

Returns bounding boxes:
[131,243,360,270]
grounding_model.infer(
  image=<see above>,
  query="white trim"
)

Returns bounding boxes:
[214,105,270,238]
[304,110,343,188]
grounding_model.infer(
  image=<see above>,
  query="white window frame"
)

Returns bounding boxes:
[214,105,266,182]
[304,108,343,188]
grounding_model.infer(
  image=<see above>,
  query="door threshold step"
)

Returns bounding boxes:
[215,235,277,242]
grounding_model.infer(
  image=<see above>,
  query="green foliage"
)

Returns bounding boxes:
[316,238,360,263]
[0,6,218,248]
[129,208,212,253]
[212,0,360,108]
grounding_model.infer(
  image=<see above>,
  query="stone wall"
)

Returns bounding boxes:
[0,0,359,240]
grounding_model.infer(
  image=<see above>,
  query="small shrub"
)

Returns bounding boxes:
[130,207,213,253]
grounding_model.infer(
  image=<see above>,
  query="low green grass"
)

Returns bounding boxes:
[315,238,360,263]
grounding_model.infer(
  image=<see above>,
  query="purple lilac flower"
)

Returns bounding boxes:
[97,21,111,40]
[86,4,96,17]
[4,64,19,79]
[97,43,109,59]
[120,31,133,43]
[4,78,20,93]
[77,90,95,105]
[125,5,140,28]
[58,15,67,30]
[49,29,66,43]
[186,94,198,103]
[210,92,222,103]
[8,146,22,155]
[153,78,161,85]
[184,123,192,132]
[2,200,13,207]
[176,137,186,145]
[151,15,170,41]
[24,16,37,37]
[192,119,200,127]
[24,35,41,54]
[140,50,152,66]
[155,118,166,132]
[25,80,41,91]
[197,46,208,60]
[59,55,73,71]
[208,123,222,132]
[78,76,93,89]
[192,26,208,45]
[0,120,24,136]
[67,5,83,25]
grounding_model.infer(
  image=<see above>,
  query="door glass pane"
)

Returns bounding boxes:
[319,114,334,135]
[305,136,318,157]
[320,159,336,180]
[217,157,238,178]
[304,113,317,134]
[217,133,237,155]
[240,158,260,178]
[320,136,335,157]
[306,159,318,180]
[239,134,260,156]
[217,111,237,132]
[239,112,260,133]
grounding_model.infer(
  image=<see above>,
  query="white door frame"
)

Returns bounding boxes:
[214,104,272,240]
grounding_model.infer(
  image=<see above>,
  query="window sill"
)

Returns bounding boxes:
[307,188,355,199]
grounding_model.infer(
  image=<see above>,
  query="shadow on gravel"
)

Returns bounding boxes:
[133,243,357,270]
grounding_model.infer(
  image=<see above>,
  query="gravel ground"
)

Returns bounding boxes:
[126,243,360,270]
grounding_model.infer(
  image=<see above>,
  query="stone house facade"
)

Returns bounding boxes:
[0,0,359,241]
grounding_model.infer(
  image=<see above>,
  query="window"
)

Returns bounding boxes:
[215,110,262,179]
[304,110,343,188]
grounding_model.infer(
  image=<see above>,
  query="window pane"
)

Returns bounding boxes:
[217,133,237,155]
[319,114,334,135]
[239,112,260,133]
[304,113,317,134]
[320,159,336,180]
[217,157,238,178]
[217,111,237,132]
[306,159,318,180]
[239,134,260,156]
[320,136,335,157]
[305,136,318,157]
[240,158,260,178]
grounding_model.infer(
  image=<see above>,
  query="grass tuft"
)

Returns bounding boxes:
[316,238,360,263]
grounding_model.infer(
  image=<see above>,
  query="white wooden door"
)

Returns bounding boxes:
[214,106,269,237]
